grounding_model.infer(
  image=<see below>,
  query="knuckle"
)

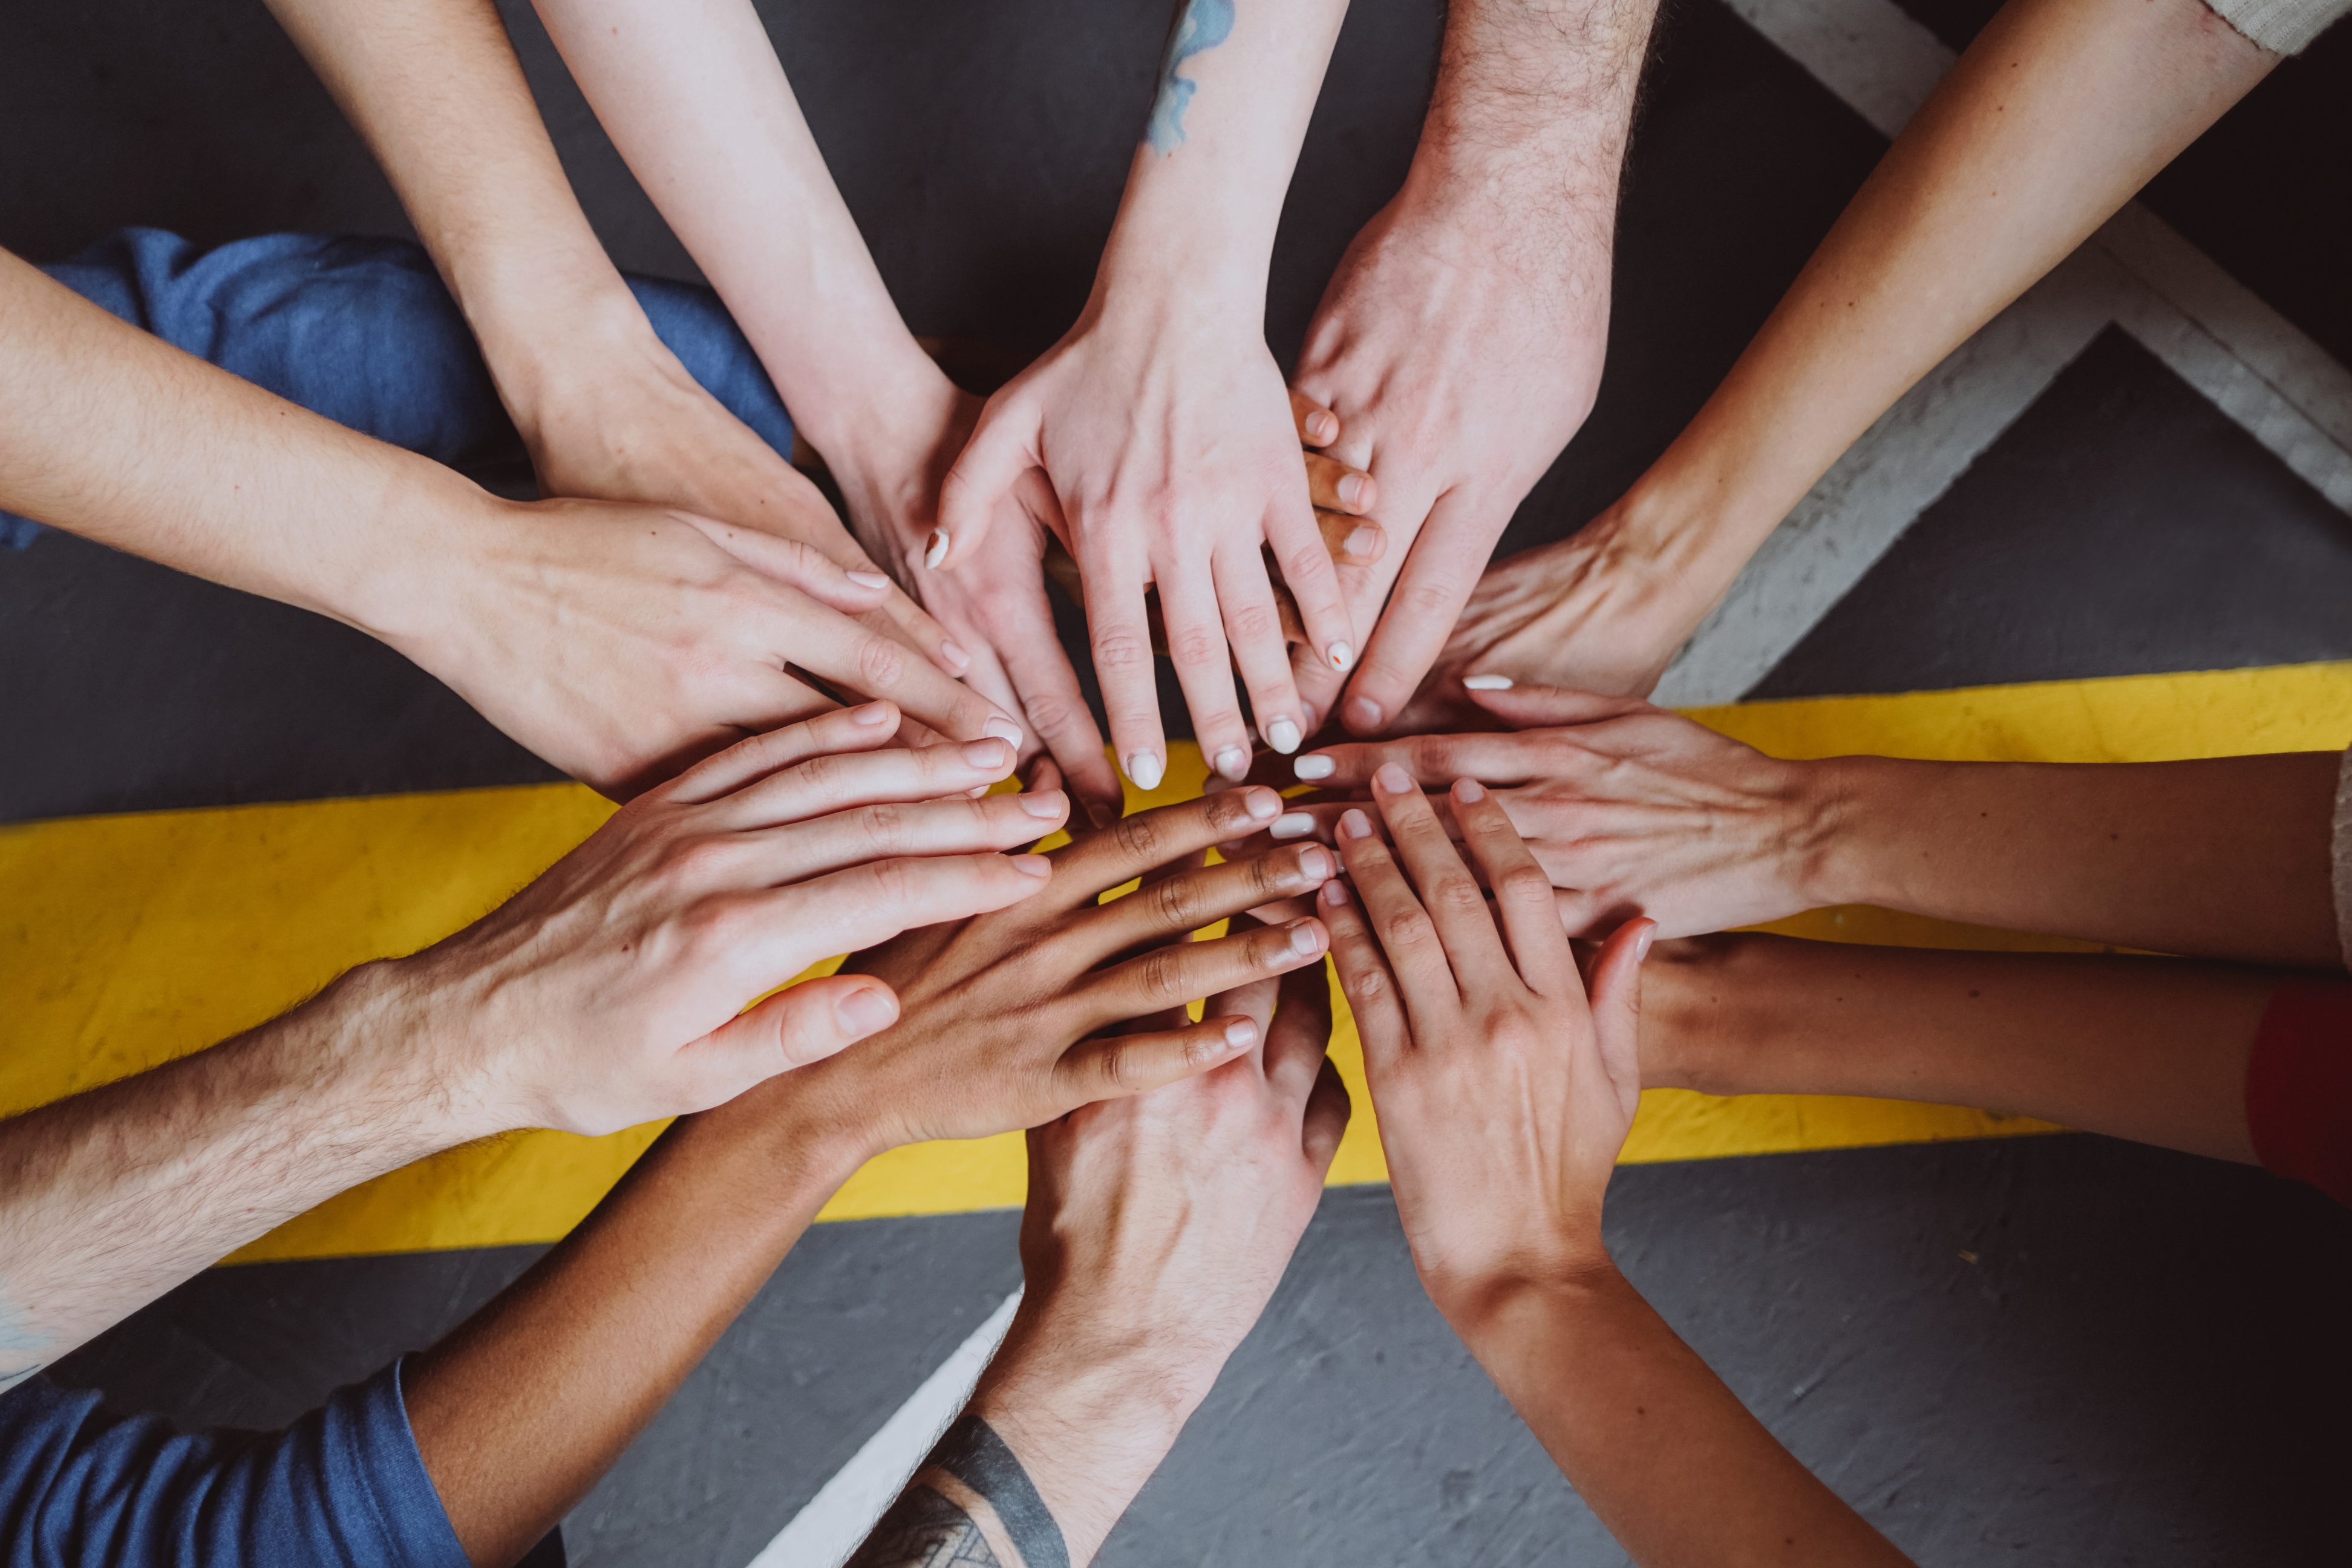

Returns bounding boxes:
[1111,811,1165,864]
[1223,601,1281,647]
[1282,540,1334,590]
[858,802,909,852]
[1430,875,1486,915]
[1150,875,1203,932]
[1382,907,1437,951]
[1168,624,1223,670]
[1496,863,1555,906]
[1136,945,1188,1002]
[1092,631,1153,676]
[855,633,907,688]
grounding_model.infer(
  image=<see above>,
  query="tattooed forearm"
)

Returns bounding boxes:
[847,1417,1070,1568]
[1145,0,1236,153]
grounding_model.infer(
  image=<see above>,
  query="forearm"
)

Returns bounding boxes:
[1619,0,2273,584]
[1448,1268,1912,1567]
[264,0,653,437]
[1802,753,2342,968]
[0,962,474,1391]
[531,0,942,454]
[0,248,495,641]
[403,1088,871,1567]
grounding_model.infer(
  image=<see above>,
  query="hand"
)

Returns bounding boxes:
[399,495,1024,798]
[938,301,1357,791]
[1317,766,1654,1305]
[788,785,1339,1155]
[1288,175,1612,739]
[1264,685,1829,938]
[486,284,967,674]
[972,955,1349,1558]
[403,705,1062,1138]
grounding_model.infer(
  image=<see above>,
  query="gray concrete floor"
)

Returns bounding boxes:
[10,0,2352,1564]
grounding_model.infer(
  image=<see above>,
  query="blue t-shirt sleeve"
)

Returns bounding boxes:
[0,1357,468,1568]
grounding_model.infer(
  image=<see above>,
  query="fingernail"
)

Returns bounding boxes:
[1213,745,1249,781]
[1298,845,1334,880]
[1126,752,1165,791]
[1463,674,1514,691]
[1086,799,1121,830]
[1293,754,1335,781]
[1374,762,1413,795]
[1270,811,1315,840]
[1009,854,1053,879]
[983,717,1023,747]
[1634,924,1656,963]
[1224,1018,1260,1048]
[850,701,896,726]
[1339,808,1371,840]
[1266,717,1302,754]
[1454,778,1486,803]
[846,569,892,589]
[835,986,898,1037]
[1327,642,1354,673]
[1346,696,1382,731]
[1243,786,1281,821]
[1344,525,1378,558]
[1321,878,1350,908]
[924,530,950,569]
[1309,411,1338,442]
[962,738,1011,768]
[939,639,972,673]
[1339,474,1367,508]
[1018,789,1067,819]
[1287,920,1322,956]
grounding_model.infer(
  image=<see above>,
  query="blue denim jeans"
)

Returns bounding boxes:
[3,228,792,550]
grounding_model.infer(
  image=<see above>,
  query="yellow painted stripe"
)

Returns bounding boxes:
[3,661,2346,1260]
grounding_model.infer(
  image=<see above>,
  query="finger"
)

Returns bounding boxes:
[729,849,1054,992]
[1464,681,1656,731]
[661,974,904,1114]
[1370,764,1514,992]
[662,701,902,805]
[1262,950,1336,1106]
[1333,804,1462,1021]
[1317,508,1386,569]
[987,576,1123,825]
[1074,841,1337,967]
[1053,1011,1264,1109]
[933,390,1040,570]
[1289,387,1340,448]
[1304,450,1376,516]
[1301,1057,1351,1175]
[1071,917,1330,1037]
[1290,729,1558,791]
[1586,918,1656,1114]
[687,515,898,618]
[719,734,1023,828]
[1158,562,1255,779]
[1447,777,1577,996]
[1078,525,1168,796]
[737,789,1070,885]
[1264,493,1357,683]
[1045,785,1286,909]
[781,601,1024,751]
[1339,491,1498,735]
[1212,549,1310,766]
[1316,876,1412,1075]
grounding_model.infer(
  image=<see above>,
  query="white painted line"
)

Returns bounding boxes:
[1655,0,2352,702]
[749,1290,1023,1568]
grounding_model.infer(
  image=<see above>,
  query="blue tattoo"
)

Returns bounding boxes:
[1145,0,1236,154]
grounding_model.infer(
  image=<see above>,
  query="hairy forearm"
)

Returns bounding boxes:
[0,962,475,1391]
[1414,0,1655,203]
[404,1086,869,1567]
[1800,753,2342,969]
[1622,0,2273,575]
[1640,932,2274,1163]
[1448,1267,1912,1567]
[0,249,492,641]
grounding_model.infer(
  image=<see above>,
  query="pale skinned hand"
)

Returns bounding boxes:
[1289,181,1613,739]
[1318,769,1655,1300]
[1254,685,1824,938]
[938,301,1358,792]
[791,785,1339,1157]
[406,496,1024,799]
[404,704,1063,1138]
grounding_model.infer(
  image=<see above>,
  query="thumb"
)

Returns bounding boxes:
[676,976,903,1109]
[1582,918,1654,1116]
[1465,681,1653,732]
[935,394,1043,570]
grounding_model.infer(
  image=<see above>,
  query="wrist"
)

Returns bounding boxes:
[1794,756,1906,910]
[1431,1250,1622,1350]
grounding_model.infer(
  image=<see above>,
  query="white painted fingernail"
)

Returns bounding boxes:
[1266,717,1302,754]
[1270,811,1315,839]
[1293,754,1334,780]
[924,530,950,569]
[1463,674,1514,690]
[1213,745,1249,781]
[1126,752,1165,791]
[984,717,1023,746]
[846,570,892,589]
[1327,642,1353,672]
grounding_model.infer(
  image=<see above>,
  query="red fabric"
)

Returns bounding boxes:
[2246,976,2352,1208]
